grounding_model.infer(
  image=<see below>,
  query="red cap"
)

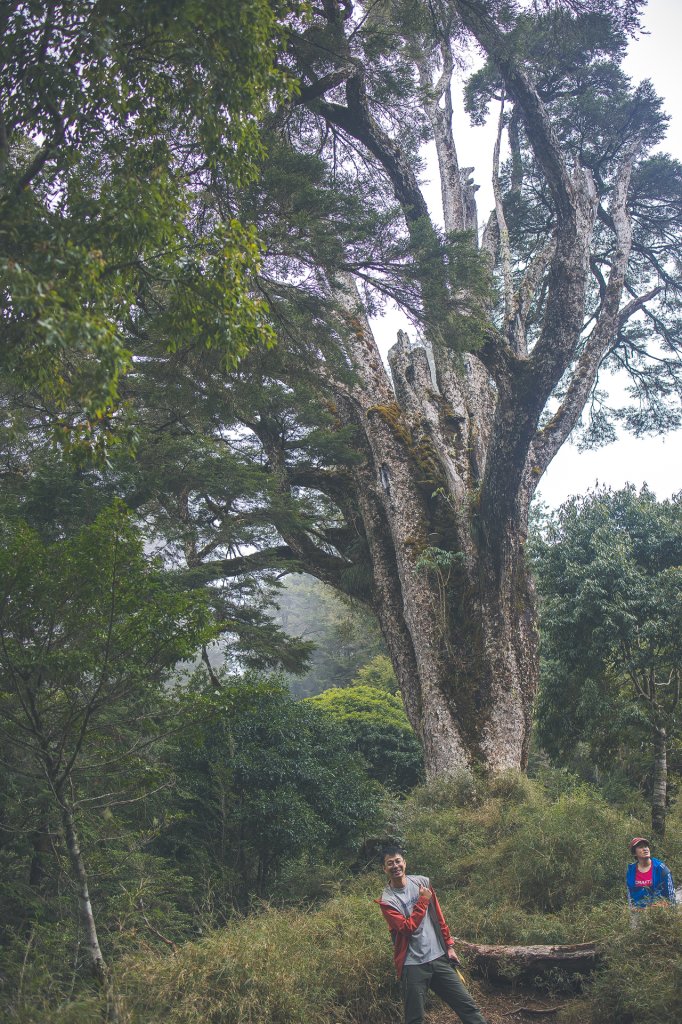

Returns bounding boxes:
[629,837,649,851]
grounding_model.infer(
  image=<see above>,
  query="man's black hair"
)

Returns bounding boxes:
[380,844,405,863]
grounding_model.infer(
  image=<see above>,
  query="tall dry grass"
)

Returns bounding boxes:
[113,894,400,1024]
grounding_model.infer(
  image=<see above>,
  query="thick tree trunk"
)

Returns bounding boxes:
[377,530,538,776]
[276,3,643,777]
[332,281,540,777]
[651,724,667,838]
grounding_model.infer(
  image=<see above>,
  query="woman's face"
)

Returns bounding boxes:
[634,842,651,862]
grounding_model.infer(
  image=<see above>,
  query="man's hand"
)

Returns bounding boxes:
[447,947,461,964]
[418,885,432,903]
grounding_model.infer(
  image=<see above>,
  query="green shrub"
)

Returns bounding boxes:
[402,775,641,915]
[560,907,682,1024]
[5,768,681,1022]
[305,685,424,791]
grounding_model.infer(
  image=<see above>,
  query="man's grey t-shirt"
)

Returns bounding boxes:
[386,875,445,966]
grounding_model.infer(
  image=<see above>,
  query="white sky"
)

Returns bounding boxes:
[371,0,682,509]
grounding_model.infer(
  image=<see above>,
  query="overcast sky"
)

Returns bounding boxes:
[371,0,682,509]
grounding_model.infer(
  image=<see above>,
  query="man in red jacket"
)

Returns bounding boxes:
[377,846,488,1024]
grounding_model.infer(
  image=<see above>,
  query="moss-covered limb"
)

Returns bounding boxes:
[367,402,452,499]
[366,402,413,448]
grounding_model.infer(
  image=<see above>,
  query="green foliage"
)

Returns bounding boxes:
[306,684,424,791]
[406,219,495,352]
[352,655,399,693]
[394,769,679,957]
[5,766,682,1021]
[560,909,682,1024]
[532,487,682,793]
[116,894,399,1024]
[0,847,199,1020]
[402,773,625,915]
[0,0,297,450]
[162,674,383,906]
[0,502,215,785]
[0,503,218,1015]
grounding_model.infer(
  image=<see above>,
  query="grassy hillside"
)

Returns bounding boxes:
[6,771,682,1024]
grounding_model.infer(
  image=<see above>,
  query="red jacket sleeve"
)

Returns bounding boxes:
[377,887,454,945]
[377,892,430,935]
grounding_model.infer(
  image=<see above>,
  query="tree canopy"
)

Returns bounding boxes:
[0,0,296,454]
[84,0,682,774]
[0,501,214,986]
[533,486,682,834]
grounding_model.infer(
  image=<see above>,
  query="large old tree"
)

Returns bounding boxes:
[10,2,681,777]
[120,0,682,777]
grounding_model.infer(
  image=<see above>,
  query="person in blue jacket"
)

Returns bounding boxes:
[626,837,676,908]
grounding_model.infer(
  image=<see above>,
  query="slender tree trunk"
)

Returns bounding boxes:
[651,724,667,838]
[59,794,118,1020]
[60,799,107,983]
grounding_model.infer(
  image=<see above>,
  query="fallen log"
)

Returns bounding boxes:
[453,938,599,982]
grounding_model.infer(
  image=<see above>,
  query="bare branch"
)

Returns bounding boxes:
[417,42,466,232]
[492,95,515,330]
[452,0,576,221]
[527,143,642,485]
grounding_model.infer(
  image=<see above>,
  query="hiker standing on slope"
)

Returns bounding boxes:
[626,837,676,908]
[376,846,489,1024]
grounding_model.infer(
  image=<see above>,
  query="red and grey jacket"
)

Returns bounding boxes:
[376,874,455,978]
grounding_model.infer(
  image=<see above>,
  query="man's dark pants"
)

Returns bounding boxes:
[401,956,488,1024]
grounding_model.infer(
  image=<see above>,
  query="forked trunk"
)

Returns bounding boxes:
[335,284,540,777]
[283,1,640,776]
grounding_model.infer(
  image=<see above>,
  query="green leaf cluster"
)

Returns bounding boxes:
[532,486,682,786]
[0,0,297,449]
[163,673,383,903]
[307,682,424,791]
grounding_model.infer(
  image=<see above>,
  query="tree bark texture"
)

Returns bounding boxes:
[454,939,599,982]
[326,286,541,774]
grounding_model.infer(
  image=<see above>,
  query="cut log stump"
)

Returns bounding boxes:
[454,938,599,983]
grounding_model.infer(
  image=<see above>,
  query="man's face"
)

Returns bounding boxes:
[383,852,407,884]
[634,842,651,859]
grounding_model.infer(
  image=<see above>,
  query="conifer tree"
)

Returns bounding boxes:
[119,0,682,775]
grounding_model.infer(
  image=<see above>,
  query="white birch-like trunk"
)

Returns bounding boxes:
[60,796,118,1020]
[651,725,667,838]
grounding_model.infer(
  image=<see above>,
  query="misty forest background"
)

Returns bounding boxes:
[2,2,682,1023]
